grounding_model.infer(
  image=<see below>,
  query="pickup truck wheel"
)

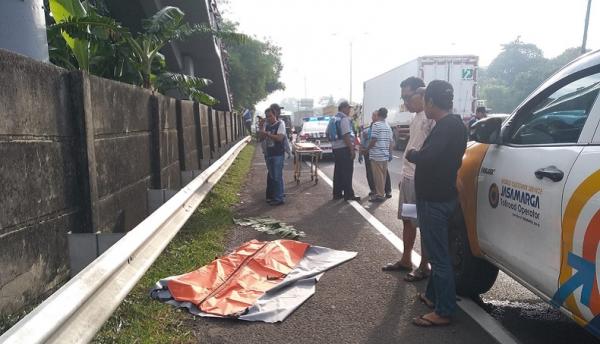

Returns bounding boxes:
[448,208,498,297]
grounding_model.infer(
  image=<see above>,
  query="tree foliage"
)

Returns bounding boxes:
[479,38,587,113]
[46,0,246,106]
[222,21,285,110]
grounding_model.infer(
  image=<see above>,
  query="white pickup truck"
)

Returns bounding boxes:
[455,50,600,337]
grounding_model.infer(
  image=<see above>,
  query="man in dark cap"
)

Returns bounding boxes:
[330,100,360,201]
[406,80,467,327]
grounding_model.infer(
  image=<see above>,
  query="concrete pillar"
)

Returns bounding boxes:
[183,55,195,76]
[0,0,49,62]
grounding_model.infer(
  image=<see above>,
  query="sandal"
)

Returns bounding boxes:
[404,268,430,282]
[412,314,451,327]
[416,292,434,309]
[381,262,412,272]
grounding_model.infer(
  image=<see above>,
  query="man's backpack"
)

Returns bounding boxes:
[326,114,344,141]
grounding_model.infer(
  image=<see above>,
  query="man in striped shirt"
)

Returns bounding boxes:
[361,107,393,202]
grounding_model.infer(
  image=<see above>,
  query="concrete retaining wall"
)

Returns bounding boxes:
[0,49,244,315]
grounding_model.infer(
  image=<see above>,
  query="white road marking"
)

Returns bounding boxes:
[393,155,402,159]
[312,165,519,344]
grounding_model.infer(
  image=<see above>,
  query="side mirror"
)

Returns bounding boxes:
[469,117,502,144]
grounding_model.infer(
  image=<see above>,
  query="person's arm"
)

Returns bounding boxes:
[341,119,356,159]
[406,124,448,165]
[268,121,285,142]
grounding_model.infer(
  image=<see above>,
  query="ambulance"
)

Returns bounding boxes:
[453,50,600,336]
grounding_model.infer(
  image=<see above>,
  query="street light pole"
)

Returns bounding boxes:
[349,41,353,103]
[582,0,593,54]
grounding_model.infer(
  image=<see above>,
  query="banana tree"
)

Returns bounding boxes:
[48,2,246,105]
[48,0,91,70]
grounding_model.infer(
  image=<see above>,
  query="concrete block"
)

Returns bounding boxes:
[94,133,153,198]
[0,214,74,314]
[96,177,151,233]
[0,141,81,231]
[0,49,73,137]
[88,75,154,135]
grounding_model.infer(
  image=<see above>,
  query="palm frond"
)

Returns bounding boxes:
[142,6,185,36]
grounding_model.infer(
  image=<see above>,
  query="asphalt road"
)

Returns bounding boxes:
[191,149,494,344]
[317,152,598,344]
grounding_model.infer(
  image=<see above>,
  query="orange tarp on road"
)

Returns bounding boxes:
[167,239,310,316]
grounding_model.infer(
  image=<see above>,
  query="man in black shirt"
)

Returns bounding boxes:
[406,80,467,327]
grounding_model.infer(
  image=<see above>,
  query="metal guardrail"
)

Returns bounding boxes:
[0,137,251,344]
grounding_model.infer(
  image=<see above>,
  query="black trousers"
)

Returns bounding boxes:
[364,153,391,194]
[333,147,356,199]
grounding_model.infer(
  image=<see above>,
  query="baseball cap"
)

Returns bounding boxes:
[270,103,284,111]
[338,100,353,110]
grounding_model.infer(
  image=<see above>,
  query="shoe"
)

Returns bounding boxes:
[369,196,385,203]
[345,196,361,201]
[385,193,392,199]
[266,198,274,203]
[333,195,344,200]
[270,200,285,206]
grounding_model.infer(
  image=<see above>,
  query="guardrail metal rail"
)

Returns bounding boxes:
[0,137,251,344]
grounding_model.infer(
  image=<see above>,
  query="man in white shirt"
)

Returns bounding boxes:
[382,77,434,282]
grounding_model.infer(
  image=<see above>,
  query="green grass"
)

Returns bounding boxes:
[93,144,255,344]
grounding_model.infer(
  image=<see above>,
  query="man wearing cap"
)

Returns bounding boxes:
[259,107,286,206]
[331,101,360,201]
[270,103,292,158]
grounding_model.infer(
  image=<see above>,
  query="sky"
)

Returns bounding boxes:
[221,0,600,111]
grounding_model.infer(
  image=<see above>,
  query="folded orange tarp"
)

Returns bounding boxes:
[167,239,310,316]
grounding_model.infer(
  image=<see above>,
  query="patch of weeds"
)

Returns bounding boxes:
[93,144,255,344]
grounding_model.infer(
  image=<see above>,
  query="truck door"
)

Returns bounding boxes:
[477,71,600,298]
[558,144,600,326]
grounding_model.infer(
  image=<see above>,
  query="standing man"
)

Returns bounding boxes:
[270,103,292,159]
[330,100,360,201]
[361,108,392,202]
[259,107,286,206]
[382,77,433,283]
[242,109,253,134]
[468,106,487,128]
[408,80,467,327]
[359,114,391,198]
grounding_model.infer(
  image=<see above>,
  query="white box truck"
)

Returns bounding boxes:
[362,55,478,150]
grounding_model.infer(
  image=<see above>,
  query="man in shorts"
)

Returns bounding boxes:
[381,77,434,282]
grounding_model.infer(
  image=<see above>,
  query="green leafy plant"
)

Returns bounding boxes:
[234,217,306,239]
[47,1,247,105]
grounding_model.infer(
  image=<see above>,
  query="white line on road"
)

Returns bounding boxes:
[313,166,519,344]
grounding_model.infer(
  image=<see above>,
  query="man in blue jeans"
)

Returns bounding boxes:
[406,80,467,327]
[259,108,286,206]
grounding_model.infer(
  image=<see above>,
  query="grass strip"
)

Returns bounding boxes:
[93,144,255,344]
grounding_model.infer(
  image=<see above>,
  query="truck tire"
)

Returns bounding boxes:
[448,208,498,297]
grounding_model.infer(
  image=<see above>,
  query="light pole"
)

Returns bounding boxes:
[349,41,353,103]
[0,0,49,61]
[582,0,593,54]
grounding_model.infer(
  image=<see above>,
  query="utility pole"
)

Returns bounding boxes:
[349,41,353,103]
[582,0,593,54]
[0,0,49,61]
